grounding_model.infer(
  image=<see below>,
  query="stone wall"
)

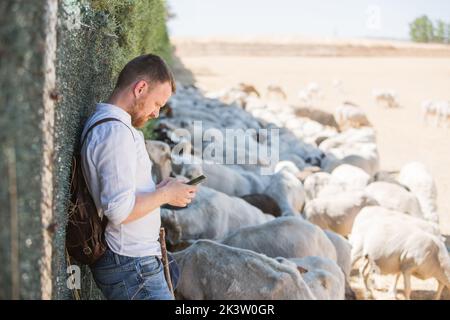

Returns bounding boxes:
[0,0,172,299]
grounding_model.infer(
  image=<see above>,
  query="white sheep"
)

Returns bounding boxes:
[332,78,345,95]
[201,163,304,216]
[373,89,399,108]
[144,140,172,183]
[263,169,306,216]
[172,240,316,300]
[278,129,327,168]
[297,89,313,108]
[201,162,257,196]
[221,216,337,263]
[306,82,322,98]
[297,82,323,106]
[161,186,273,248]
[320,127,377,149]
[266,84,288,101]
[436,100,450,128]
[350,206,449,299]
[397,161,439,224]
[322,148,380,177]
[310,164,371,197]
[324,230,352,278]
[319,128,379,176]
[284,117,338,146]
[334,103,371,129]
[330,164,371,191]
[364,181,423,218]
[274,160,301,176]
[303,172,332,201]
[286,256,345,300]
[421,100,438,126]
[304,191,378,237]
[171,141,204,180]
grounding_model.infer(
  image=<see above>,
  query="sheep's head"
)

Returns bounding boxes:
[145,140,171,163]
[160,209,182,248]
[145,140,172,182]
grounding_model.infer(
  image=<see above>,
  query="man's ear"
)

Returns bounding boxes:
[133,80,148,98]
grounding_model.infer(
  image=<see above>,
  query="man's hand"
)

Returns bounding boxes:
[122,176,197,224]
[160,179,197,207]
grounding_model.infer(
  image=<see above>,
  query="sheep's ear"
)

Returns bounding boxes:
[297,266,308,274]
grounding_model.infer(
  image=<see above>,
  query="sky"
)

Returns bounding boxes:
[167,0,450,40]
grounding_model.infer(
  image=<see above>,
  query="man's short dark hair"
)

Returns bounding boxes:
[114,54,176,93]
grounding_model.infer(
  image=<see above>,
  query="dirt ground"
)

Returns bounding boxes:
[171,37,450,300]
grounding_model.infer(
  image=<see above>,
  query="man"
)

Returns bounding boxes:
[80,54,197,300]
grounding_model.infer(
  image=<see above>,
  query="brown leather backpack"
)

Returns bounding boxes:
[66,117,125,265]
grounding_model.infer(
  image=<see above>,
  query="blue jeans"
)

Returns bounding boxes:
[90,248,175,300]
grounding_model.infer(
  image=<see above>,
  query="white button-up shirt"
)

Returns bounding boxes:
[81,103,161,257]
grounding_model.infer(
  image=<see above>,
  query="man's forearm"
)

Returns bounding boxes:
[122,188,169,224]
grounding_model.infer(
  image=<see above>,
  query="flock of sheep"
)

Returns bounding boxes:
[144,82,449,300]
[372,88,450,128]
[210,80,450,129]
[422,99,450,128]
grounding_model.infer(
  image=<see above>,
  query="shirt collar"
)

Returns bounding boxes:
[95,102,132,127]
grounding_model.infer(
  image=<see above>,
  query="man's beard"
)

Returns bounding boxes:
[130,101,148,128]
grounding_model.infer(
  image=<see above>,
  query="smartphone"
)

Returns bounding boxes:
[186,174,207,185]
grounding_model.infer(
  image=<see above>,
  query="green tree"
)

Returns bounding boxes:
[409,15,434,43]
[447,23,450,44]
[434,19,447,43]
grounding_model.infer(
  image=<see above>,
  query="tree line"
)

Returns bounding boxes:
[409,15,450,44]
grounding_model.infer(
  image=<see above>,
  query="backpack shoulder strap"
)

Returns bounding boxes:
[80,117,135,148]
